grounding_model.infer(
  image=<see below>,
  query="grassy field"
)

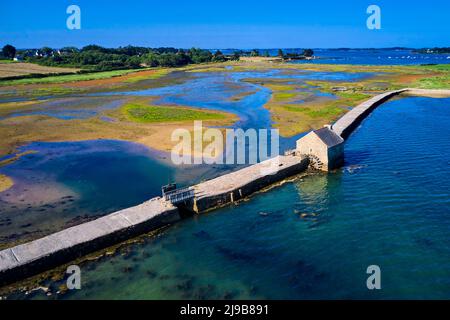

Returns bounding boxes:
[0,66,175,100]
[123,102,228,123]
[122,69,172,83]
[413,65,450,89]
[283,103,344,118]
[0,62,79,79]
[273,92,298,101]
[0,68,141,85]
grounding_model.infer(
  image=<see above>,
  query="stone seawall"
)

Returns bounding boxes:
[332,88,450,140]
[0,198,180,286]
[2,87,448,287]
[0,155,309,286]
[193,155,309,212]
[331,89,407,139]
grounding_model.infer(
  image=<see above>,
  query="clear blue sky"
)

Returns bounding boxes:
[1,0,449,49]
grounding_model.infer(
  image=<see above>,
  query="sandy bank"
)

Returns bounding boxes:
[403,88,450,97]
[0,174,13,193]
[0,108,237,162]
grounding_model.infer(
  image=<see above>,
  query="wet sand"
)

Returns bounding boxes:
[0,174,13,193]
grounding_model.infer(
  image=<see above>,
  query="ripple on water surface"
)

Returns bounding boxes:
[6,96,450,299]
[0,140,175,245]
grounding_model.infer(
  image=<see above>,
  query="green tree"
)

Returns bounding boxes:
[213,50,226,62]
[142,53,160,67]
[81,45,107,53]
[230,51,241,61]
[188,48,213,64]
[302,49,314,57]
[60,47,79,54]
[176,50,191,65]
[18,45,217,71]
[250,49,260,57]
[277,49,284,58]
[126,55,143,68]
[2,44,16,59]
[41,47,54,57]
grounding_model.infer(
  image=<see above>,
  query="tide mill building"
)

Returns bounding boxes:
[295,126,345,171]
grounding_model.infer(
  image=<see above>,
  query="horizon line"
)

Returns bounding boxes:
[8,46,449,51]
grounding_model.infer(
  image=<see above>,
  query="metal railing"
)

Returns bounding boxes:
[163,187,195,204]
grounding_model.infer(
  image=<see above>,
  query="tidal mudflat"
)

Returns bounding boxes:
[0,140,176,247]
[0,63,379,213]
[0,63,447,235]
[4,96,449,300]
[0,60,449,297]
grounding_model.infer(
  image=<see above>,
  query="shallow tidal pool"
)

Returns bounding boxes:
[6,96,450,300]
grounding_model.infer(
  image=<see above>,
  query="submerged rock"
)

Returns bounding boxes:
[146,270,158,279]
[216,245,254,262]
[121,266,133,273]
[176,279,194,292]
[297,212,318,219]
[223,290,238,300]
[193,230,212,240]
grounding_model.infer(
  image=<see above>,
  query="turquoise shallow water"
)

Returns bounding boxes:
[0,140,240,245]
[13,95,450,300]
[95,69,372,131]
[0,68,369,245]
[0,140,176,244]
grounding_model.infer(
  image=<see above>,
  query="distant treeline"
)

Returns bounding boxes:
[413,47,450,54]
[2,45,239,71]
[234,48,314,59]
[1,44,316,71]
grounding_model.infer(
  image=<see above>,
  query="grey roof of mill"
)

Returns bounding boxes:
[313,127,344,147]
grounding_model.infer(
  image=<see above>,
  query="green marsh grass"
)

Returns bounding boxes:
[0,69,144,85]
[283,104,344,118]
[123,103,228,123]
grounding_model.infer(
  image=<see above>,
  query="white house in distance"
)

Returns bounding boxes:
[296,126,345,171]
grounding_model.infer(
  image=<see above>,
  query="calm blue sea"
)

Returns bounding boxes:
[13,95,450,300]
[219,48,450,65]
[293,48,450,65]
